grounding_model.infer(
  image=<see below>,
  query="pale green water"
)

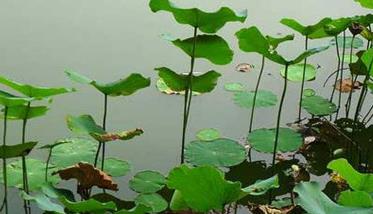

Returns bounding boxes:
[0,0,370,213]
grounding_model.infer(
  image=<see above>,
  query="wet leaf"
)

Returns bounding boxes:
[50,138,97,168]
[185,138,246,167]
[247,128,303,153]
[156,67,221,93]
[338,190,373,208]
[235,63,255,73]
[98,158,131,177]
[164,34,234,65]
[196,128,220,141]
[335,78,362,93]
[0,158,59,191]
[21,192,64,214]
[224,82,245,92]
[294,181,373,214]
[0,141,37,159]
[0,75,74,98]
[280,64,317,82]
[327,158,373,193]
[129,170,166,193]
[167,165,242,212]
[65,70,150,96]
[233,90,278,109]
[149,0,247,33]
[301,95,337,116]
[280,17,333,38]
[60,196,117,213]
[53,162,118,191]
[134,193,168,213]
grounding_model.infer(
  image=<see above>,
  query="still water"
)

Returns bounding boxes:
[0,0,370,213]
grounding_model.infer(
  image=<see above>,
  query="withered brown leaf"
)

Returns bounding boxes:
[91,128,144,142]
[335,78,362,93]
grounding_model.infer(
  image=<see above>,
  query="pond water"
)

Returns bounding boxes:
[0,0,370,213]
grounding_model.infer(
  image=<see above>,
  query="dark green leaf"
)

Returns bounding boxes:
[0,142,37,159]
[60,197,117,213]
[134,193,168,213]
[129,170,166,193]
[21,192,64,214]
[302,95,337,116]
[280,17,332,38]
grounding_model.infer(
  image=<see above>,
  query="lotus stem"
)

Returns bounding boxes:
[181,26,198,164]
[345,35,356,117]
[101,94,108,171]
[1,107,8,214]
[363,104,373,124]
[298,36,309,122]
[21,102,31,214]
[45,148,52,182]
[329,35,341,121]
[336,31,347,120]
[249,56,265,133]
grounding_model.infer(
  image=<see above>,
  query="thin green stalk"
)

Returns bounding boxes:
[298,36,309,122]
[21,102,31,214]
[181,26,198,164]
[1,107,8,214]
[336,31,347,120]
[345,35,356,117]
[362,104,373,123]
[329,35,341,115]
[45,148,52,182]
[249,56,265,132]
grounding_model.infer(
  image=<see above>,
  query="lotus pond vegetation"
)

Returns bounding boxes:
[1,0,373,213]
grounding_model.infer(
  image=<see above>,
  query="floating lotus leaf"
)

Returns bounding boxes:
[294,181,373,214]
[302,95,337,116]
[164,34,234,65]
[156,78,201,96]
[21,192,64,214]
[115,205,151,214]
[338,190,373,208]
[0,158,59,190]
[303,88,316,97]
[280,17,332,38]
[327,158,373,193]
[53,162,118,191]
[50,138,97,168]
[241,175,279,196]
[60,197,117,213]
[167,165,242,212]
[134,193,168,213]
[98,158,131,177]
[331,36,364,49]
[0,141,37,159]
[247,128,303,153]
[224,82,245,92]
[149,0,247,33]
[355,0,373,9]
[185,138,246,167]
[233,90,278,109]
[129,170,166,193]
[0,75,74,98]
[65,70,150,96]
[196,128,220,141]
[156,67,221,93]
[280,64,317,82]
[2,105,49,120]
[343,54,359,63]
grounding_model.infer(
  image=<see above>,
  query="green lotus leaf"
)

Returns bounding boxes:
[303,88,316,97]
[169,190,188,211]
[280,64,317,82]
[0,141,37,159]
[343,54,359,63]
[349,51,369,76]
[338,190,373,208]
[65,70,150,96]
[233,90,278,109]
[266,34,294,49]
[1,105,49,120]
[39,139,71,150]
[241,175,279,196]
[325,18,352,36]
[0,75,74,98]
[21,192,64,214]
[149,0,247,33]
[60,196,117,213]
[0,91,33,107]
[291,46,329,64]
[196,128,220,141]
[302,95,337,116]
[156,78,201,96]
[0,158,59,191]
[165,34,233,65]
[185,138,246,167]
[355,0,373,9]
[280,17,332,38]
[331,36,364,49]
[156,67,221,93]
[361,48,373,76]
[129,170,166,193]
[327,158,373,193]
[115,204,151,214]
[247,128,303,153]
[66,114,105,135]
[294,181,373,214]
[134,193,168,213]
[224,82,245,92]
[98,158,131,177]
[50,138,97,168]
[167,164,242,212]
